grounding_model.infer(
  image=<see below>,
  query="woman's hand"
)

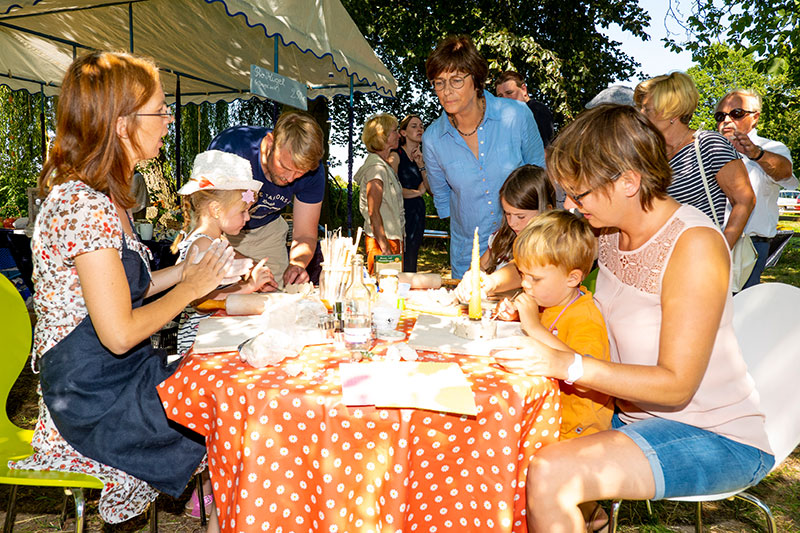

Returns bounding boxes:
[489,336,565,377]
[454,268,494,303]
[180,239,235,299]
[376,235,392,254]
[410,145,425,168]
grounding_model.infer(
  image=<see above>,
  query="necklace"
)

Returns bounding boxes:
[452,98,485,137]
[547,289,584,333]
[668,129,694,158]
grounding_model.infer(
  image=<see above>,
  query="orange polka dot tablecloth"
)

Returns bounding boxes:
[158,312,561,533]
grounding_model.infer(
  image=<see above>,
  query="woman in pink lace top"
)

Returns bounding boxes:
[493,105,773,532]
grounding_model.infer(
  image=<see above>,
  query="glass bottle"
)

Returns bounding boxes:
[343,255,372,350]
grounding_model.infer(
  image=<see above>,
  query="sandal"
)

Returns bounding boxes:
[586,501,609,533]
[184,490,214,519]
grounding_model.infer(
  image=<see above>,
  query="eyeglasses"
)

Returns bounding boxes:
[714,108,755,123]
[135,107,173,118]
[566,172,622,208]
[431,74,471,92]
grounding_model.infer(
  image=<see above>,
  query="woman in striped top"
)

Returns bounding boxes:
[634,72,754,248]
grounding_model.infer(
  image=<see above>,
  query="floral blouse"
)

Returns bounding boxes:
[12,180,162,523]
[30,180,152,364]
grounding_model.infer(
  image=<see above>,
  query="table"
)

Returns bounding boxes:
[158,313,561,533]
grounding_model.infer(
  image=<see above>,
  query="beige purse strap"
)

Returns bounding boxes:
[693,131,722,229]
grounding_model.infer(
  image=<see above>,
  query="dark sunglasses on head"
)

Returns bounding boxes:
[714,108,755,123]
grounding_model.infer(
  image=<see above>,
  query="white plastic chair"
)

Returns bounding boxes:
[609,282,800,532]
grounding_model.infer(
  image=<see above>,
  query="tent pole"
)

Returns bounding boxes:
[347,76,354,236]
[175,74,182,186]
[272,39,279,125]
[128,2,134,52]
[39,84,46,163]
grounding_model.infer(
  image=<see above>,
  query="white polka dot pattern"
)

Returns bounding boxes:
[158,313,560,532]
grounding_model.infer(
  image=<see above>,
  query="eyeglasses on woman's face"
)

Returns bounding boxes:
[714,108,755,123]
[565,172,622,208]
[431,74,471,92]
[135,105,174,118]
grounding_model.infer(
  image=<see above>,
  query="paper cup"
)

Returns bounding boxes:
[137,222,154,241]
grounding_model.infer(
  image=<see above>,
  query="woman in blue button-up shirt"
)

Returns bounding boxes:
[421,35,545,279]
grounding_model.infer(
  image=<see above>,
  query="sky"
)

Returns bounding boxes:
[329,0,697,179]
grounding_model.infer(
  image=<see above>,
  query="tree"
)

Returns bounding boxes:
[0,87,54,217]
[330,0,651,150]
[687,44,800,163]
[666,1,799,84]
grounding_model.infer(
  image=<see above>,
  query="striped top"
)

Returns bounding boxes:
[667,130,740,224]
[176,232,214,356]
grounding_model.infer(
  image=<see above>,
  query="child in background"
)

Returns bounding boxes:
[455,164,555,302]
[172,150,276,359]
[493,209,613,531]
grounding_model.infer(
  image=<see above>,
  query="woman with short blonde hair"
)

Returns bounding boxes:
[354,113,405,273]
[634,72,754,249]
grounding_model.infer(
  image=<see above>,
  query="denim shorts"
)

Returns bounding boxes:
[612,414,774,500]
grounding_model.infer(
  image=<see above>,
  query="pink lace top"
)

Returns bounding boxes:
[594,204,771,453]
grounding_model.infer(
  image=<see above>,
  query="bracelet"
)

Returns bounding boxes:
[751,146,765,161]
[418,166,426,172]
[564,353,584,385]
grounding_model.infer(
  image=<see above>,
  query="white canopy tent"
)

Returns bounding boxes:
[0,0,396,228]
[0,0,396,102]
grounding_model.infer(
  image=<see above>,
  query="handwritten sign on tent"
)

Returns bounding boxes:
[250,65,308,110]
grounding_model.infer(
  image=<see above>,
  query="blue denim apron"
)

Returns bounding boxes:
[39,231,205,497]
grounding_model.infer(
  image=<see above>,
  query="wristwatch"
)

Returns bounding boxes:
[564,353,584,385]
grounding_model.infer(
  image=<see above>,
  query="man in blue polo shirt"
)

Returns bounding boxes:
[209,111,325,288]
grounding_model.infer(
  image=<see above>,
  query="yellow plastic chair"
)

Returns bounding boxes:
[0,274,104,532]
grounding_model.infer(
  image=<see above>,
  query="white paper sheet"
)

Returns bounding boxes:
[407,313,523,356]
[340,361,477,416]
[193,315,265,353]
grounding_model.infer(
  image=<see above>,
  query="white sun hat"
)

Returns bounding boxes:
[177,150,262,195]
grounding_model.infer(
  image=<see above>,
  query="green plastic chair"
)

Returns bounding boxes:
[0,274,104,532]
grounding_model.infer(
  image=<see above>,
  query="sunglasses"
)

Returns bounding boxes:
[714,108,755,123]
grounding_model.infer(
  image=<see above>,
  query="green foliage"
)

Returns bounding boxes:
[687,44,800,163]
[0,86,54,217]
[332,0,650,149]
[666,1,800,86]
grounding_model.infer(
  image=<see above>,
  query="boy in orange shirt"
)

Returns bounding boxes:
[498,209,613,438]
[494,209,613,530]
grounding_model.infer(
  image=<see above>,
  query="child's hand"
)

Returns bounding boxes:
[493,298,519,321]
[455,269,494,304]
[244,258,278,293]
[513,293,543,334]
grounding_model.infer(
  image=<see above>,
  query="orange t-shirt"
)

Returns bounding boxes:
[541,288,613,440]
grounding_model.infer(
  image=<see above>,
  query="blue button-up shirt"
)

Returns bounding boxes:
[422,92,545,278]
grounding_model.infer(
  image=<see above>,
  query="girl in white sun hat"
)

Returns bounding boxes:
[172,150,276,360]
